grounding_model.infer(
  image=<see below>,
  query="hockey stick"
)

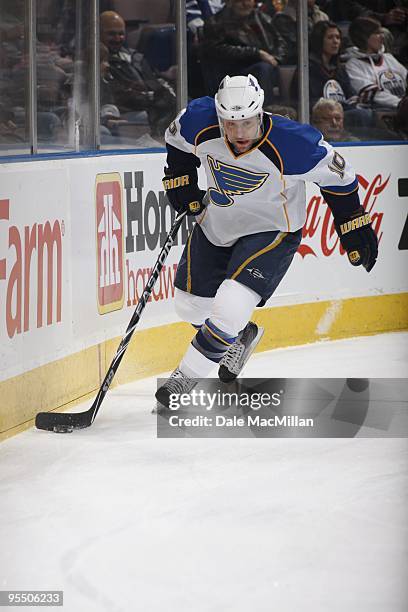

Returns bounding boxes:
[35,210,188,433]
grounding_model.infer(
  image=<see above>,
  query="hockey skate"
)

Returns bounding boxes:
[218,322,264,383]
[153,367,197,413]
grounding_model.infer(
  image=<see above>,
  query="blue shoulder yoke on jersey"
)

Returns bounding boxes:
[261,114,328,176]
[180,96,219,146]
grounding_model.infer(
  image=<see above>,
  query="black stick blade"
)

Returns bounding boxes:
[35,410,93,432]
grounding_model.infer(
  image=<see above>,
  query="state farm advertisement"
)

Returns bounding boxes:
[0,166,72,381]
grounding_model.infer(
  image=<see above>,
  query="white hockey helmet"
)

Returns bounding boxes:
[215,74,265,121]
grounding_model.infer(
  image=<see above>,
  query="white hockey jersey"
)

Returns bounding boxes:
[346,49,407,109]
[165,97,359,247]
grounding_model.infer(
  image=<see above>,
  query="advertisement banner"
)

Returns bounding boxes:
[0,166,71,380]
[1,145,407,381]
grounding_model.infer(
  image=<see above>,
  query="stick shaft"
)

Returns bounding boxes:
[35,211,187,431]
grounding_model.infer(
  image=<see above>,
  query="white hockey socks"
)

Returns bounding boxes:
[177,280,261,378]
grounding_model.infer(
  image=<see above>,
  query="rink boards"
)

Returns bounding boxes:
[0,145,407,439]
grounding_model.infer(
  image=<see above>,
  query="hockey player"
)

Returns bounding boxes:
[155,74,378,410]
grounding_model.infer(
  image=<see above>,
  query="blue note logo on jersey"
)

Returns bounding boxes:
[207,155,269,207]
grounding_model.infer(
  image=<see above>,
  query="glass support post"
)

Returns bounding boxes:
[176,0,188,112]
[28,0,37,154]
[297,0,309,124]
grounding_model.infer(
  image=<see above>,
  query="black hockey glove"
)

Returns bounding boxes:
[162,167,207,216]
[333,206,378,272]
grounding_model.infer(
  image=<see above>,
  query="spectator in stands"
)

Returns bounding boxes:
[291,22,350,105]
[310,21,349,98]
[291,20,373,130]
[100,10,176,138]
[201,0,288,101]
[311,98,358,141]
[328,1,408,65]
[346,17,407,109]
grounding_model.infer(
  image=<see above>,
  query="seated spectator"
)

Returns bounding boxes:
[311,98,359,141]
[292,22,350,105]
[291,20,373,129]
[327,1,408,65]
[201,0,288,102]
[346,17,407,110]
[100,10,176,138]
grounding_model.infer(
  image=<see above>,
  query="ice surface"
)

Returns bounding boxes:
[0,333,407,611]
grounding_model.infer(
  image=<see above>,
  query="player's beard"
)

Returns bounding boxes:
[230,138,258,153]
[221,115,263,153]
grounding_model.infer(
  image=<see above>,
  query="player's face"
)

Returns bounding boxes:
[223,116,261,153]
